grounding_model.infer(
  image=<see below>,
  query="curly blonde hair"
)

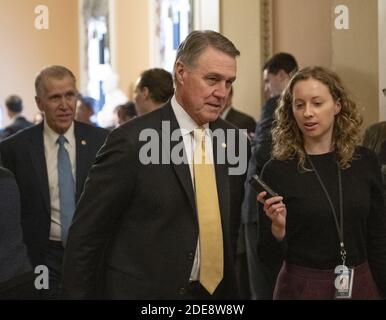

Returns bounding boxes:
[272,66,363,170]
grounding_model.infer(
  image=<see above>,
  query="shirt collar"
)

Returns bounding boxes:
[171,95,209,137]
[43,120,75,147]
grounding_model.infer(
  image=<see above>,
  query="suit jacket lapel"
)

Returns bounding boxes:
[29,123,50,214]
[74,121,89,202]
[161,103,196,212]
[210,120,230,231]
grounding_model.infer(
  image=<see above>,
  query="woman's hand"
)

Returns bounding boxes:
[257,191,287,241]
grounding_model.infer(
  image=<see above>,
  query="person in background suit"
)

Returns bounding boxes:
[0,166,34,299]
[0,95,33,140]
[239,52,298,299]
[133,68,174,116]
[0,65,109,299]
[114,101,137,126]
[381,140,386,198]
[75,96,97,126]
[62,30,250,299]
[362,121,386,200]
[220,86,256,139]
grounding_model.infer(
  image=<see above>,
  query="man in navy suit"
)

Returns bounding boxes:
[0,95,33,140]
[0,166,34,299]
[63,31,250,299]
[0,65,108,298]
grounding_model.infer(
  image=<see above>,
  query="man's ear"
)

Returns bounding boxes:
[277,69,288,81]
[175,61,185,84]
[142,87,150,99]
[35,96,43,112]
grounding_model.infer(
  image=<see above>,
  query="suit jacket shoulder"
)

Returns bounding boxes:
[0,166,14,179]
[225,108,256,134]
[74,121,109,140]
[1,117,33,140]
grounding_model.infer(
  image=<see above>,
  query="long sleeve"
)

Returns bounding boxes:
[257,161,286,269]
[62,127,138,299]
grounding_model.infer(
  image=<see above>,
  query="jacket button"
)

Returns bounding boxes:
[178,287,186,295]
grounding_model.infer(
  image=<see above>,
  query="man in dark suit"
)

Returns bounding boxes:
[133,68,174,116]
[221,86,256,139]
[240,52,298,299]
[0,66,108,298]
[62,30,250,299]
[0,166,34,299]
[0,95,33,140]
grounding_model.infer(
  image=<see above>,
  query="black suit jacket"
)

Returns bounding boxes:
[224,107,256,137]
[0,121,108,267]
[62,102,250,299]
[0,116,33,140]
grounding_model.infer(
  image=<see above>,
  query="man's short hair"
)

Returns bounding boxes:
[138,68,174,104]
[174,30,240,77]
[35,65,76,97]
[5,95,23,113]
[116,101,137,119]
[263,52,298,76]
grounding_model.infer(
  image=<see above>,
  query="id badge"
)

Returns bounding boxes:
[334,265,354,299]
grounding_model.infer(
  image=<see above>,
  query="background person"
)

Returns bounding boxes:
[114,101,137,126]
[257,66,386,299]
[0,95,33,140]
[220,86,256,139]
[239,52,298,299]
[0,65,109,299]
[133,68,174,116]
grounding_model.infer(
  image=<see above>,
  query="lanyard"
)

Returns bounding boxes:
[307,155,347,266]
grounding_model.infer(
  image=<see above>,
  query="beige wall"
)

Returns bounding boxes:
[331,0,379,130]
[220,0,262,120]
[273,0,332,68]
[273,0,381,129]
[0,0,79,126]
[378,0,386,120]
[113,0,150,100]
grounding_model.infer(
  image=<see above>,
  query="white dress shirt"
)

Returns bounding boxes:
[43,121,76,241]
[171,95,216,281]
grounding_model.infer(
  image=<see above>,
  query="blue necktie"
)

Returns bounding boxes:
[57,135,75,246]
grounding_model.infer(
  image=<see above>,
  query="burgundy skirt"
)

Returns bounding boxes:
[273,261,381,300]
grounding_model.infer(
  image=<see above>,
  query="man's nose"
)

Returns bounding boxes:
[213,82,227,98]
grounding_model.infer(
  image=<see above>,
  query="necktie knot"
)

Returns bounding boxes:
[193,128,206,164]
[57,135,67,147]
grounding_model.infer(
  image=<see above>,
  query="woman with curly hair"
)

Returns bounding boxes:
[256,66,386,299]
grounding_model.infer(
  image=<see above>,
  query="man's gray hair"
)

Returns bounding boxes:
[35,65,76,97]
[173,30,240,79]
